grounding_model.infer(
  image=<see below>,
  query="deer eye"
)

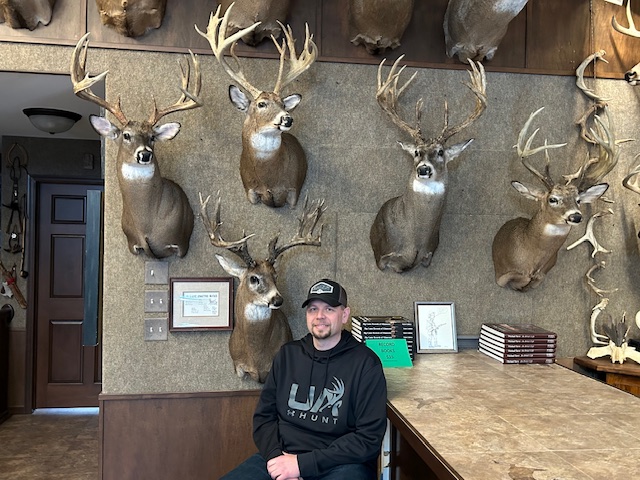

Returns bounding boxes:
[257,101,267,108]
[549,196,559,205]
[437,149,444,157]
[249,275,260,285]
[123,132,131,141]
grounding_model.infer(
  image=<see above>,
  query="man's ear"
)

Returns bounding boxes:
[342,306,351,324]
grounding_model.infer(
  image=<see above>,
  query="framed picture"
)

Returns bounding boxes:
[414,302,457,353]
[169,277,233,331]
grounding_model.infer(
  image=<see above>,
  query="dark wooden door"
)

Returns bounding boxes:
[35,181,102,408]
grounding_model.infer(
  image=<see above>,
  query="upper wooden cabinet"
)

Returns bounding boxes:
[0,0,637,79]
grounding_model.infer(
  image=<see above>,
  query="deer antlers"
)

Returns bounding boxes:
[376,56,487,148]
[199,192,325,267]
[612,0,640,38]
[71,32,202,126]
[196,4,317,98]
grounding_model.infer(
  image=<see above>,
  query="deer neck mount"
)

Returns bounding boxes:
[200,192,325,383]
[370,56,487,273]
[95,0,167,38]
[0,0,56,30]
[612,0,640,84]
[196,4,317,208]
[491,107,609,292]
[217,0,293,47]
[71,33,203,258]
[444,0,528,63]
[348,0,414,55]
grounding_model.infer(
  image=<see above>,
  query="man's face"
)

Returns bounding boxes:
[305,299,350,348]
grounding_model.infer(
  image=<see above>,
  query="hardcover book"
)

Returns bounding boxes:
[480,329,557,345]
[479,346,555,364]
[478,341,556,358]
[479,335,556,353]
[481,323,557,339]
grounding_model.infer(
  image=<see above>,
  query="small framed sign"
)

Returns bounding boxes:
[414,301,457,353]
[169,277,233,331]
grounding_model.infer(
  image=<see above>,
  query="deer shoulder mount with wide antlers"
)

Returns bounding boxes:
[71,33,203,258]
[491,107,609,292]
[348,0,414,55]
[370,56,487,273]
[216,0,293,47]
[196,4,317,209]
[199,192,325,383]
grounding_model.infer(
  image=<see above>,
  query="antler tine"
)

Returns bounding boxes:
[148,50,204,125]
[70,33,128,125]
[272,22,318,95]
[199,191,256,267]
[435,60,488,144]
[566,209,614,257]
[376,55,423,145]
[575,50,610,103]
[585,261,619,297]
[612,0,640,38]
[514,107,566,189]
[623,153,640,195]
[267,196,326,263]
[195,4,262,98]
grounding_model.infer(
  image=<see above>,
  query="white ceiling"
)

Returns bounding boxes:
[0,71,103,141]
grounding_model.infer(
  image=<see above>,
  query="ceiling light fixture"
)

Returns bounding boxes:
[23,107,82,134]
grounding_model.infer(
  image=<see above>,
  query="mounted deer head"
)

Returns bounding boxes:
[370,56,487,273]
[216,0,293,46]
[0,0,56,30]
[491,108,609,291]
[196,4,317,208]
[444,0,528,63]
[200,192,325,382]
[71,33,203,258]
[94,0,167,38]
[612,0,640,84]
[348,0,414,55]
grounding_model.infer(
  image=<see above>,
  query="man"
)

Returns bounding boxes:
[222,278,387,480]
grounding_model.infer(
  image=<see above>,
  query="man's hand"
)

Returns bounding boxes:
[266,452,300,480]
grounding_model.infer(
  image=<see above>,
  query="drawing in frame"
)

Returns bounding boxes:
[169,277,233,331]
[414,301,458,353]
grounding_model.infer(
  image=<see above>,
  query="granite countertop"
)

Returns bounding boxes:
[385,350,640,480]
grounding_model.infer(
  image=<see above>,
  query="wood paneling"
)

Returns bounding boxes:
[100,391,261,480]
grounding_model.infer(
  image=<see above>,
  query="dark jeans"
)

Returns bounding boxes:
[220,453,377,480]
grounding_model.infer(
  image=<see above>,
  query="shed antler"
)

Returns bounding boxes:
[199,192,256,267]
[612,0,640,38]
[267,196,326,263]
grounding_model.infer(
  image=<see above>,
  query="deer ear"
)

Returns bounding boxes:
[89,115,119,140]
[229,85,250,112]
[445,139,474,162]
[215,254,247,279]
[579,183,609,203]
[283,94,301,111]
[511,181,544,201]
[153,122,181,141]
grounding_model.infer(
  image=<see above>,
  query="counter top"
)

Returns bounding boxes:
[385,350,640,480]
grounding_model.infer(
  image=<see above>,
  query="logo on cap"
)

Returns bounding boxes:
[310,282,333,295]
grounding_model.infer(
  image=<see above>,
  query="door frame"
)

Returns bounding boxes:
[24,175,104,412]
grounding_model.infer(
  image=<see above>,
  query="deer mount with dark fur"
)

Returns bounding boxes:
[348,0,414,55]
[0,0,56,30]
[95,0,167,37]
[216,0,293,46]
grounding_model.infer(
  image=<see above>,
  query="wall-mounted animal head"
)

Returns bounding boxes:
[216,0,293,46]
[200,192,325,382]
[95,0,167,37]
[348,0,414,55]
[612,0,640,85]
[370,56,487,273]
[71,33,203,258]
[0,0,56,30]
[196,4,317,208]
[443,0,528,63]
[492,107,609,291]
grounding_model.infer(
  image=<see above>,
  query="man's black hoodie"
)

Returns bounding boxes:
[253,330,387,478]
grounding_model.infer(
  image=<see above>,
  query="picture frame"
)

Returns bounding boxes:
[414,302,458,353]
[169,277,233,332]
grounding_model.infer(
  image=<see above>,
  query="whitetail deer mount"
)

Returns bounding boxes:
[370,56,487,273]
[612,0,640,84]
[71,33,203,258]
[0,0,56,30]
[348,0,414,55]
[200,192,325,382]
[94,0,167,38]
[444,0,528,63]
[491,108,609,291]
[196,4,317,208]
[216,0,293,46]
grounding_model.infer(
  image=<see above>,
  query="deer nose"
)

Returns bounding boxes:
[567,212,582,224]
[280,115,293,129]
[417,165,433,178]
[625,71,636,82]
[137,150,153,164]
[271,295,283,309]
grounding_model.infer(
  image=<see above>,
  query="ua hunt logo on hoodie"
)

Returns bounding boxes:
[287,377,345,424]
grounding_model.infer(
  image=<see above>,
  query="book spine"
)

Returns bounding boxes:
[481,326,556,339]
[479,347,555,364]
[478,339,556,354]
[480,331,556,345]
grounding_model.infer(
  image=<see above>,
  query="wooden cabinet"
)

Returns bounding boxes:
[573,356,640,397]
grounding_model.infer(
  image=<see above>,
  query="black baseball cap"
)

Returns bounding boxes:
[301,279,348,308]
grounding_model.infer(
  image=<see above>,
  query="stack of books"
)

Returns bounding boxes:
[478,323,557,364]
[351,316,416,360]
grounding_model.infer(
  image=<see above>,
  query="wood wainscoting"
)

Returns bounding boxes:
[100,390,261,480]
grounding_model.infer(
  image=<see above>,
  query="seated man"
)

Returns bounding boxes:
[222,278,388,480]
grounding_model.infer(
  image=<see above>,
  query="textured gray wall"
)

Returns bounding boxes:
[3,41,640,395]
